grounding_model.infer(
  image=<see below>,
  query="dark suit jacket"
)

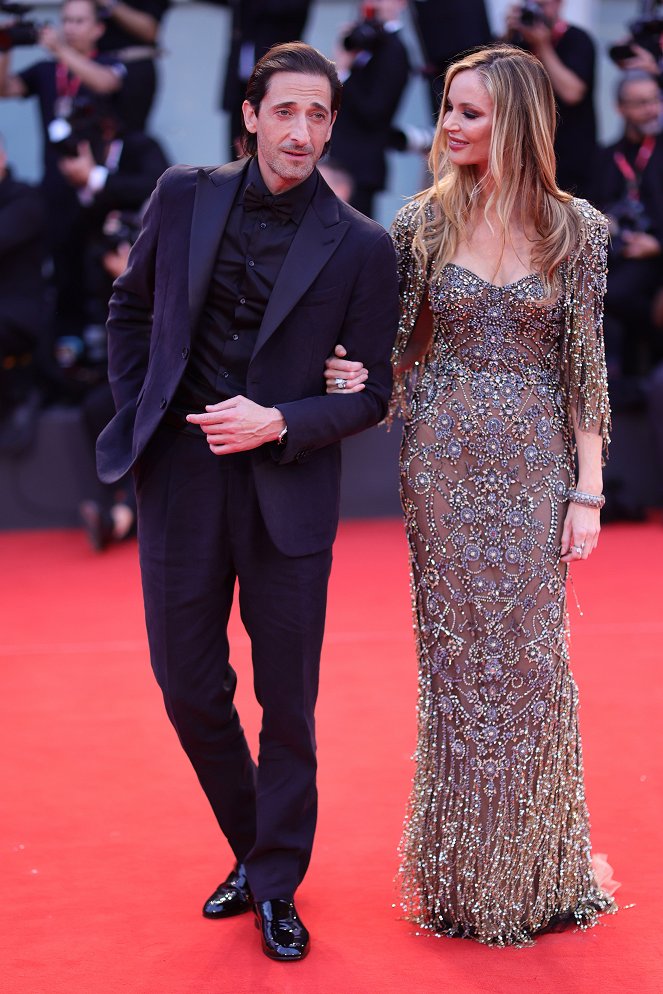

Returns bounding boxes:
[96,158,399,555]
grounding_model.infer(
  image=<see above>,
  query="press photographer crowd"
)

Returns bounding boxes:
[0,0,662,546]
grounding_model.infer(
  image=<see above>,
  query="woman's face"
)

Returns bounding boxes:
[442,69,494,175]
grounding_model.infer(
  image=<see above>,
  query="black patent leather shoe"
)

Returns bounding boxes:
[202,864,252,919]
[254,899,310,961]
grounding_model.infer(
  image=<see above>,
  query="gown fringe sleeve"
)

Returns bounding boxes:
[387,199,430,423]
[562,199,612,461]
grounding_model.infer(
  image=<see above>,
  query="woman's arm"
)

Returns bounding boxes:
[394,297,433,373]
[560,423,603,563]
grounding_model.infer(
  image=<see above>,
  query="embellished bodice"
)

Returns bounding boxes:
[430,263,564,382]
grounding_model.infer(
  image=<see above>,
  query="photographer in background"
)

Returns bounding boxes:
[56,108,168,324]
[591,71,663,381]
[505,0,597,196]
[0,132,48,454]
[95,0,170,131]
[0,0,125,335]
[608,1,663,90]
[54,106,167,550]
[330,0,410,219]
[76,209,141,550]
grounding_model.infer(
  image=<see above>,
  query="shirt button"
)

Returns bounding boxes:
[239,297,246,305]
[181,346,189,359]
[223,371,229,378]
[259,222,267,229]
[248,259,255,267]
[232,334,239,341]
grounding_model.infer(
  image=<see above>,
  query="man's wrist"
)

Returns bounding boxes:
[271,407,287,444]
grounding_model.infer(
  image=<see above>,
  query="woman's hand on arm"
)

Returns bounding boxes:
[324,295,434,393]
[324,344,368,394]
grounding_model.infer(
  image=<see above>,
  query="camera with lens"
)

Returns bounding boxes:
[48,99,105,159]
[0,2,41,51]
[608,0,663,63]
[606,196,653,255]
[342,3,385,54]
[101,210,141,252]
[518,1,548,27]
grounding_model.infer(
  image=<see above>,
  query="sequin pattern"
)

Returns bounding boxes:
[391,199,616,946]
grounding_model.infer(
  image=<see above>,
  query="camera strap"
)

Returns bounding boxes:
[54,61,82,119]
[613,134,656,200]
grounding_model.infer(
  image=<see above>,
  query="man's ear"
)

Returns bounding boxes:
[326,109,337,143]
[242,99,258,135]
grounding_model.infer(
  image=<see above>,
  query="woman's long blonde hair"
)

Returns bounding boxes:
[413,45,582,292]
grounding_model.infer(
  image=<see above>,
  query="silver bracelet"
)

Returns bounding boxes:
[567,488,605,509]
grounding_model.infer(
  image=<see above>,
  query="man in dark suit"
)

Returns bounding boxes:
[330,0,410,218]
[96,42,399,962]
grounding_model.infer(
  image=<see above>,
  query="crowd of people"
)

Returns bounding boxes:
[0,0,662,546]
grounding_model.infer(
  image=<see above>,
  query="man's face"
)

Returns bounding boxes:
[242,72,336,195]
[618,78,663,137]
[61,0,104,54]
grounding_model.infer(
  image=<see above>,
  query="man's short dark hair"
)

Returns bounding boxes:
[241,42,342,157]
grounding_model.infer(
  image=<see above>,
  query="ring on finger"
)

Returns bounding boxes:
[572,544,583,555]
[335,377,348,390]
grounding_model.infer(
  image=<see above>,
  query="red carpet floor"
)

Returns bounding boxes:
[1,520,661,994]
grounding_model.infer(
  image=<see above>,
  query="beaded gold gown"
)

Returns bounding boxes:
[391,198,615,946]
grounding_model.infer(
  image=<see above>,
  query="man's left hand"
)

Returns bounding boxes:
[186,395,285,454]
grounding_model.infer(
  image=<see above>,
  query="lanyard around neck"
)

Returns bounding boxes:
[613,134,656,199]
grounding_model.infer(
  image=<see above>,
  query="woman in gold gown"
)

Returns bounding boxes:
[326,46,617,945]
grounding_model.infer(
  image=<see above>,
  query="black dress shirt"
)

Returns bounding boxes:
[169,158,318,427]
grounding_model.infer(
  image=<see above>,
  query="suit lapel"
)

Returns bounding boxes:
[188,162,246,333]
[253,184,350,358]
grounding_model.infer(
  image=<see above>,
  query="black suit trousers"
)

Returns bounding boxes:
[135,424,332,900]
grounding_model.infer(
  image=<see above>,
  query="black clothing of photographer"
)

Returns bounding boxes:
[330,0,410,219]
[96,0,170,131]
[0,0,126,334]
[592,71,663,379]
[0,138,48,453]
[218,0,311,159]
[505,0,597,196]
[409,0,493,116]
[58,111,168,337]
[57,113,168,552]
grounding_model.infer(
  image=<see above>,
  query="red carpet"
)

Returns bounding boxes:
[1,520,661,994]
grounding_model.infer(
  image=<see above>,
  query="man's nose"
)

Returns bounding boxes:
[288,115,310,143]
